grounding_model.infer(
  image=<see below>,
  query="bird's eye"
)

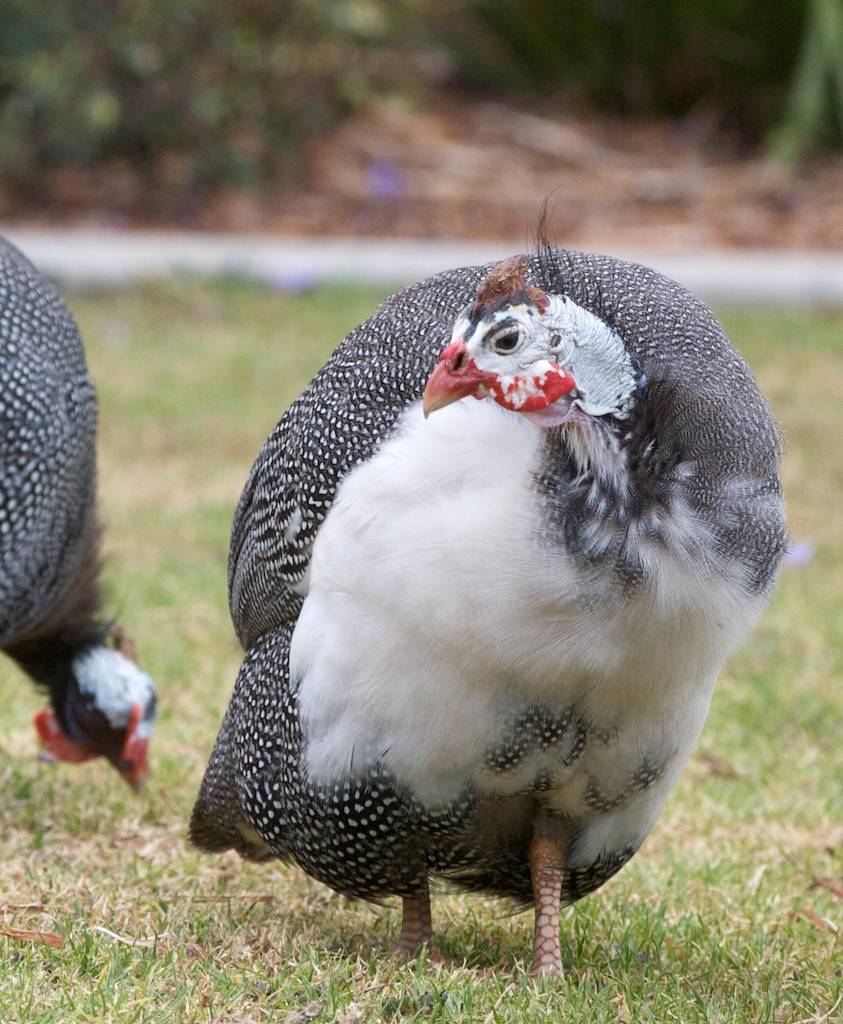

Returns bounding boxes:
[491,329,521,354]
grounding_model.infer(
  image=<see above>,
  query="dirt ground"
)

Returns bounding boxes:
[5,94,843,249]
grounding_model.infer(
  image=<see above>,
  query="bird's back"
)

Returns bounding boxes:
[0,238,98,646]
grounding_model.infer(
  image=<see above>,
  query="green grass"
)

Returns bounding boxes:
[1,281,840,1023]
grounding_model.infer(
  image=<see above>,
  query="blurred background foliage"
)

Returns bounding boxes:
[438,0,841,150]
[0,0,418,197]
[0,0,841,202]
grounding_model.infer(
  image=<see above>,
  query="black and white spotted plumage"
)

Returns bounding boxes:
[0,238,98,644]
[192,247,786,910]
[0,237,157,784]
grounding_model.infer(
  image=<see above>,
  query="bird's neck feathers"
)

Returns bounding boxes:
[547,394,653,510]
[539,397,705,588]
[4,512,107,703]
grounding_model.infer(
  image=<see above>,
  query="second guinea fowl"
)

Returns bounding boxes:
[191,248,785,974]
[0,237,157,788]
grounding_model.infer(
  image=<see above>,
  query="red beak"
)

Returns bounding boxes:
[422,340,494,418]
[119,702,149,791]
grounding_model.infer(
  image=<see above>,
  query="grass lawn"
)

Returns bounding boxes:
[1,279,840,1023]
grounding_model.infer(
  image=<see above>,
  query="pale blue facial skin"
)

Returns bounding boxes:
[453,294,639,421]
[72,647,158,739]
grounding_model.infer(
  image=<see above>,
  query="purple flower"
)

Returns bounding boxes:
[267,269,322,294]
[782,540,815,568]
[366,158,404,202]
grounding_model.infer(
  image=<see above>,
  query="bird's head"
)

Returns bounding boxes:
[423,255,642,429]
[34,637,157,790]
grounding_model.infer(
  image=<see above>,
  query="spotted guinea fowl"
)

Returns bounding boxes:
[0,236,157,789]
[191,246,785,974]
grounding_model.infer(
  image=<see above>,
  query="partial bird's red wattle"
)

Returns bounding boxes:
[120,701,149,790]
[33,707,97,763]
[424,341,576,418]
[490,364,576,412]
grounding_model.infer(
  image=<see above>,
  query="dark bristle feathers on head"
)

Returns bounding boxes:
[532,208,619,329]
[532,201,557,277]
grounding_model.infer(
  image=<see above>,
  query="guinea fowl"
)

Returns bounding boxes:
[191,247,785,974]
[0,237,157,789]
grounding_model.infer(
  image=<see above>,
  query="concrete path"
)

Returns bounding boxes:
[2,226,841,304]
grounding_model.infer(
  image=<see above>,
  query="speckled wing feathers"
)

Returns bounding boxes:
[0,238,99,646]
[227,273,487,648]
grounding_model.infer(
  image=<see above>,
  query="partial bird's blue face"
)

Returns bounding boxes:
[424,256,641,428]
[35,646,157,789]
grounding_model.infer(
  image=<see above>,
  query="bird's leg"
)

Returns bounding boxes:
[529,830,566,977]
[396,880,438,957]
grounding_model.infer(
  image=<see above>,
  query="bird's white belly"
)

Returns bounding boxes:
[291,399,759,825]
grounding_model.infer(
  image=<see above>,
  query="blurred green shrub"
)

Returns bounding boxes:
[427,0,842,153]
[770,0,843,161]
[0,0,839,204]
[0,0,415,198]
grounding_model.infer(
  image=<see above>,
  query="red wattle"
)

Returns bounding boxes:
[120,702,149,789]
[491,364,576,412]
[33,708,98,763]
